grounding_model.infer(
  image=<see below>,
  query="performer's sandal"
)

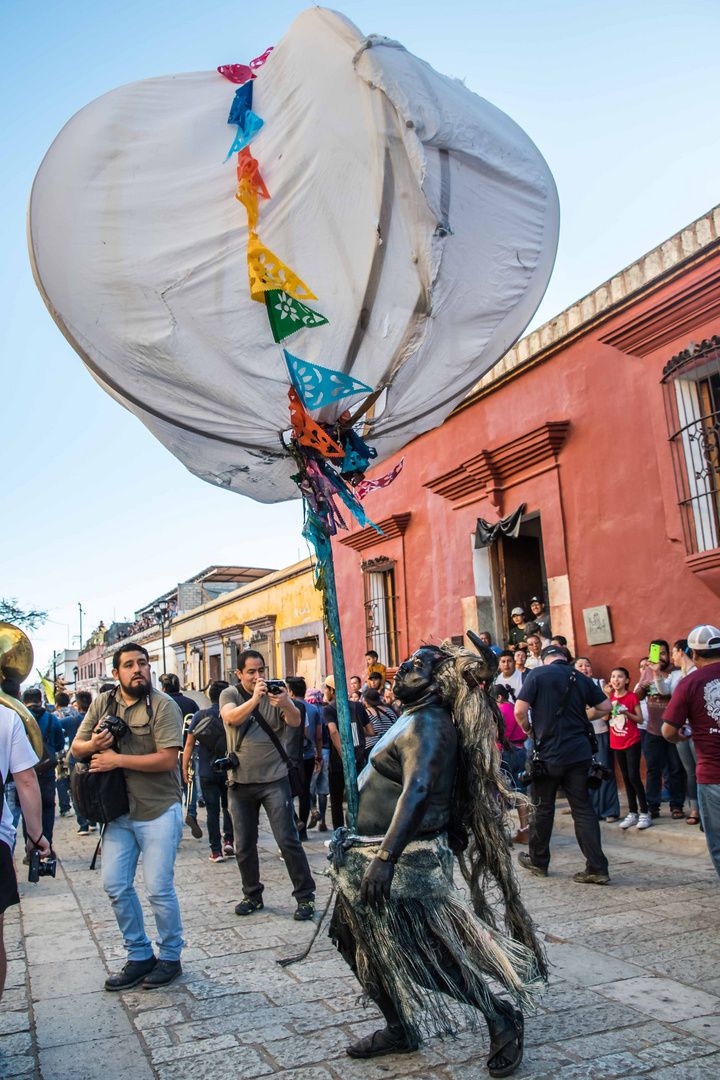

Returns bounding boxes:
[487,1009,524,1078]
[346,1026,418,1059]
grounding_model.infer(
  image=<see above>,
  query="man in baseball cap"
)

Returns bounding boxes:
[508,607,528,647]
[663,625,720,878]
[687,625,720,652]
[514,644,612,884]
[530,596,552,640]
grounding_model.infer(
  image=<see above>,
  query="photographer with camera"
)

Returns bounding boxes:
[514,645,612,885]
[71,643,184,991]
[183,680,234,862]
[0,701,51,1000]
[219,650,316,921]
[20,688,65,858]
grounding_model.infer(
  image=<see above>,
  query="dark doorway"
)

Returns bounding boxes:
[491,513,548,645]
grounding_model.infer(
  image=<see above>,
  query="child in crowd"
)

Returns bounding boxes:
[608,667,650,830]
[514,648,528,680]
[494,685,530,844]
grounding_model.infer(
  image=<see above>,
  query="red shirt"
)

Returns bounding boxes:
[663,662,720,784]
[608,691,641,750]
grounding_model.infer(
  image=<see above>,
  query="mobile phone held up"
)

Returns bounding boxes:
[649,644,662,664]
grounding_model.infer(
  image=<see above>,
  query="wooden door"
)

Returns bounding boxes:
[292,639,319,687]
[497,533,546,643]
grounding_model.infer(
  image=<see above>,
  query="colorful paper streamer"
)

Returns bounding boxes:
[247,233,317,302]
[355,458,405,499]
[218,63,256,85]
[265,293,328,342]
[237,147,270,198]
[285,353,372,410]
[288,387,344,457]
[250,47,274,69]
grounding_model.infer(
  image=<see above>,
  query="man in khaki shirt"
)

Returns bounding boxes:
[220,649,315,921]
[72,643,184,992]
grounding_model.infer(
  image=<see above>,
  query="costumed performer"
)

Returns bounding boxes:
[328,639,546,1078]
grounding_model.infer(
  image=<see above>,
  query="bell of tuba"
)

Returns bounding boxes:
[0,622,44,758]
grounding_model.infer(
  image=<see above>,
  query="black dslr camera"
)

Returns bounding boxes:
[264,680,286,695]
[519,752,547,787]
[587,759,614,790]
[28,849,57,884]
[95,715,129,740]
[214,751,240,772]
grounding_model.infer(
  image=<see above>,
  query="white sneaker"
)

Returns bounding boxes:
[636,813,652,830]
[619,813,639,829]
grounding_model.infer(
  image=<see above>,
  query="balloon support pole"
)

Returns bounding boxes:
[322,542,359,830]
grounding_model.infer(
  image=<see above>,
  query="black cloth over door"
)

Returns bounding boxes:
[474,503,526,548]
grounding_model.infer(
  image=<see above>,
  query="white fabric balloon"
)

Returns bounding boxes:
[28,7,559,503]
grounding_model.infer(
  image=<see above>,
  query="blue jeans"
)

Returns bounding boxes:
[589,731,621,820]
[22,774,56,848]
[501,744,528,793]
[200,775,233,855]
[643,732,685,813]
[677,739,699,812]
[102,803,184,961]
[698,784,720,879]
[56,774,71,813]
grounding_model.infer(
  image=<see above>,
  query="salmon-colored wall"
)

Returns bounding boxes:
[332,250,720,683]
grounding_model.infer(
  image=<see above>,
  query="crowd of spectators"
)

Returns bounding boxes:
[483,604,720,884]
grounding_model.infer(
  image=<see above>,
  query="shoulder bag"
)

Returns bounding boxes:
[71,691,137,823]
[241,704,304,797]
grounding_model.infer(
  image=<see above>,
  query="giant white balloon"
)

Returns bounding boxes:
[29,7,559,503]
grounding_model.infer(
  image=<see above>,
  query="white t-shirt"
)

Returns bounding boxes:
[495,668,524,700]
[1,705,39,850]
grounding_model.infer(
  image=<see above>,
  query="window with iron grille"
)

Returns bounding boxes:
[661,336,720,555]
[363,557,399,668]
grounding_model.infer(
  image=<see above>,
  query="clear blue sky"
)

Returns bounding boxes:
[3,0,719,672]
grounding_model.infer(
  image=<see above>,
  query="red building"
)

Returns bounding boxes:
[331,205,720,680]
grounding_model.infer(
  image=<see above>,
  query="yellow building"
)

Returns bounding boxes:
[169,557,326,689]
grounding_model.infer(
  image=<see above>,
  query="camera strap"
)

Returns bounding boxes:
[248,708,295,770]
[107,688,153,722]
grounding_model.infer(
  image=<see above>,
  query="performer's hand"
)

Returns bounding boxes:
[361,857,394,909]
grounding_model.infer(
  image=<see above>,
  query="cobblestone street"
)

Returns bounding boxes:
[2,806,720,1080]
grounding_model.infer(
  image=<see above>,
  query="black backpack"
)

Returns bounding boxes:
[34,713,59,776]
[71,691,133,824]
[191,709,227,759]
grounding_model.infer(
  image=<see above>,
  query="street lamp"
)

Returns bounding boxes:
[152,598,171,675]
[73,665,79,688]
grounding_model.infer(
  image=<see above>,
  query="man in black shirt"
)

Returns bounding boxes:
[515,646,611,884]
[161,674,203,836]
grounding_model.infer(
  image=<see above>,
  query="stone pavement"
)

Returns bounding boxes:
[2,804,720,1080]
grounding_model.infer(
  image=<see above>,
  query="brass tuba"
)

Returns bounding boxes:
[0,622,44,758]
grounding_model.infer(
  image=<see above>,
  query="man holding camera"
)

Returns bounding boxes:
[514,645,612,884]
[0,701,51,1001]
[72,643,184,991]
[219,650,315,921]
